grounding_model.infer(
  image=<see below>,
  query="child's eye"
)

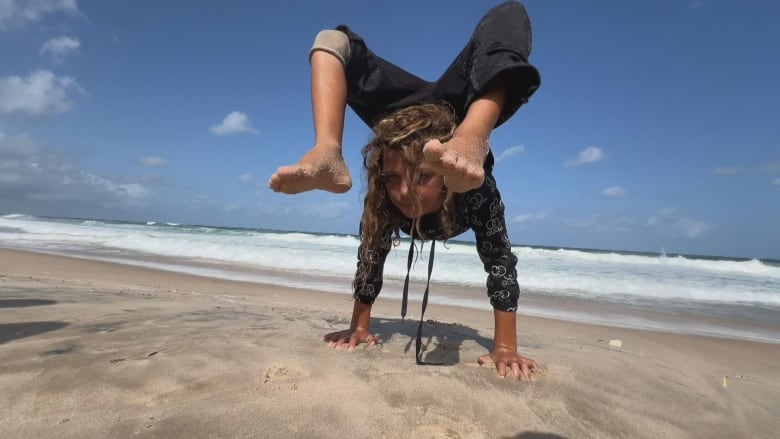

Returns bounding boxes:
[417,171,434,183]
[381,173,400,184]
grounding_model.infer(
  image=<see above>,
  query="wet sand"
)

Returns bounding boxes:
[1,248,778,438]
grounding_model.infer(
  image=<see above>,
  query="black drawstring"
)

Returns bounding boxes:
[400,236,441,365]
[400,236,415,320]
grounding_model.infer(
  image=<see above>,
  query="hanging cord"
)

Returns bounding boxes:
[415,239,439,365]
[400,235,415,321]
[400,235,441,365]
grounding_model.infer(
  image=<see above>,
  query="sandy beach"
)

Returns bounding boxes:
[0,247,778,438]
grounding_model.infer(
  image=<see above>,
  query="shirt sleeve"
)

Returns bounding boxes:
[464,174,520,312]
[353,227,392,305]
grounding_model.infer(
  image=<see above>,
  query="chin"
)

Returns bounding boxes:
[394,204,418,219]
[402,209,420,219]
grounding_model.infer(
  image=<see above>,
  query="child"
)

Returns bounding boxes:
[269,1,541,380]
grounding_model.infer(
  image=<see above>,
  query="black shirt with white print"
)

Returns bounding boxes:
[353,170,519,312]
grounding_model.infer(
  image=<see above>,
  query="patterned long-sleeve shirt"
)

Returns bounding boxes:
[353,171,520,312]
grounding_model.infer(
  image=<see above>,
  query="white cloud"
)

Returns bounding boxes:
[81,173,148,201]
[258,203,293,215]
[601,186,627,198]
[760,161,780,173]
[773,178,780,186]
[138,156,167,167]
[0,0,81,29]
[512,210,549,224]
[495,145,525,163]
[565,146,603,167]
[689,1,706,11]
[209,111,258,136]
[0,70,83,116]
[564,216,593,228]
[0,133,151,212]
[40,35,80,62]
[713,166,743,175]
[303,200,350,219]
[646,208,711,239]
[713,161,780,177]
[565,212,635,232]
[238,173,253,183]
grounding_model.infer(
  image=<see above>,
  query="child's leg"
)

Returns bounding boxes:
[424,1,540,192]
[269,50,352,194]
[270,26,431,194]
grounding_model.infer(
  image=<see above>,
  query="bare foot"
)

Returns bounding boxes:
[422,136,489,193]
[269,147,352,194]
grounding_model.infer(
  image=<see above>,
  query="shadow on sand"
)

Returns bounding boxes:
[0,299,58,308]
[1,295,67,343]
[368,317,541,366]
[504,433,571,439]
[0,322,69,344]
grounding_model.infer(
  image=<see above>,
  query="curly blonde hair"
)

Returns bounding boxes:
[355,103,459,288]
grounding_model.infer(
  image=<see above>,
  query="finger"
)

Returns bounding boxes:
[324,330,343,340]
[441,151,459,168]
[347,334,360,352]
[323,333,338,346]
[510,361,522,380]
[477,354,492,366]
[517,354,538,369]
[423,139,446,162]
[335,335,349,349]
[521,362,531,381]
[496,361,507,379]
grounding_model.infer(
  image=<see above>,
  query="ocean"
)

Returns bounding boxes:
[1,213,779,343]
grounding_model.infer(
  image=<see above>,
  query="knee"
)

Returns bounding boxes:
[309,29,351,67]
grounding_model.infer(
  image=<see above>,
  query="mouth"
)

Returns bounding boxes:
[397,203,419,217]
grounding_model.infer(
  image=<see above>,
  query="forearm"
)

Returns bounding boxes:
[493,308,518,353]
[455,74,508,139]
[350,299,373,332]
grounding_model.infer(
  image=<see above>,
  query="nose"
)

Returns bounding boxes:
[398,179,411,200]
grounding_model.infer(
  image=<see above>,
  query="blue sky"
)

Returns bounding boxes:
[1,0,778,259]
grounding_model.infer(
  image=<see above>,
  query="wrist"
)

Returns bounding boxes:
[350,300,373,332]
[493,308,518,353]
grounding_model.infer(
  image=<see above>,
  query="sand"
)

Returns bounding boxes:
[1,247,778,438]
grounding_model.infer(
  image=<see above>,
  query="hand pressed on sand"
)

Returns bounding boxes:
[323,327,379,352]
[478,347,540,380]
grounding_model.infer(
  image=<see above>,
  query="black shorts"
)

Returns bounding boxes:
[336,1,541,130]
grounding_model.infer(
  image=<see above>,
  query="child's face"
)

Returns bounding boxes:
[382,149,445,219]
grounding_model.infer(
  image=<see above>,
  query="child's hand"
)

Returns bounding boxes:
[323,328,379,352]
[477,347,540,380]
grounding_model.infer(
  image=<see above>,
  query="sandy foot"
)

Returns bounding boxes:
[269,148,352,194]
[423,136,489,193]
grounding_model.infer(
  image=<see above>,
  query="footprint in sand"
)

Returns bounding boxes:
[260,365,307,390]
[412,424,461,438]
